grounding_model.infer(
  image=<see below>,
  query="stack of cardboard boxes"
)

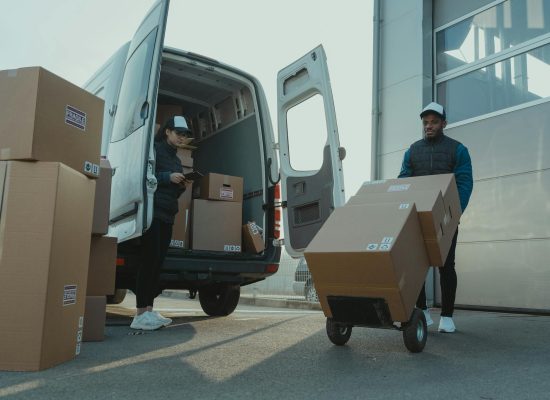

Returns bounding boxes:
[0,66,108,371]
[304,174,461,323]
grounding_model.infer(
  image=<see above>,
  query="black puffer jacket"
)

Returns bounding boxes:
[153,139,185,224]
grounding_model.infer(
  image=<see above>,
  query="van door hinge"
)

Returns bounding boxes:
[262,200,287,210]
[273,143,280,150]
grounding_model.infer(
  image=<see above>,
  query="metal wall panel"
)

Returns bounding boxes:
[446,102,550,181]
[378,150,406,180]
[454,239,550,310]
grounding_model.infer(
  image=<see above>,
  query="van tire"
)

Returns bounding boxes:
[199,284,240,316]
[106,289,127,305]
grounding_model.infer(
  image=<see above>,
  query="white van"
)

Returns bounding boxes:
[84,0,345,316]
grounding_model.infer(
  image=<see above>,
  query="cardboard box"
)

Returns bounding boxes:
[347,190,450,265]
[242,221,265,254]
[0,67,103,178]
[176,148,193,169]
[304,202,430,323]
[191,199,242,252]
[355,174,462,265]
[170,184,193,249]
[195,173,243,202]
[83,296,107,342]
[0,161,95,371]
[87,236,117,296]
[92,159,112,235]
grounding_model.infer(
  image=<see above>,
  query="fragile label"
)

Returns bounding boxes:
[63,285,77,306]
[398,203,410,209]
[366,243,379,251]
[223,244,241,252]
[65,105,87,131]
[387,184,410,192]
[83,161,100,176]
[220,187,234,200]
[381,237,394,244]
[379,243,392,251]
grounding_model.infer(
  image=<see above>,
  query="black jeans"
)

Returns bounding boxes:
[135,218,173,308]
[416,228,459,317]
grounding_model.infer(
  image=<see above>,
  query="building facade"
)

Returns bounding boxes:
[372,0,550,312]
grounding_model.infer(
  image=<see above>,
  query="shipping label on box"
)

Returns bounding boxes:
[242,221,265,254]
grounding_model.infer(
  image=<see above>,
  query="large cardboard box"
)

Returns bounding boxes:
[304,203,430,322]
[0,67,103,178]
[0,161,95,371]
[87,236,117,296]
[195,173,243,202]
[355,174,462,265]
[92,159,113,235]
[191,199,242,252]
[83,296,107,342]
[347,190,450,265]
[242,221,265,254]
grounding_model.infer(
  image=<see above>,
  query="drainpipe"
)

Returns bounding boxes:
[370,0,381,180]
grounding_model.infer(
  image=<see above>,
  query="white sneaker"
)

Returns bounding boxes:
[151,310,172,327]
[438,316,456,333]
[423,309,434,327]
[130,312,164,330]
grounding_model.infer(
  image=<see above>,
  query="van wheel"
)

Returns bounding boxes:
[199,284,240,316]
[106,289,127,305]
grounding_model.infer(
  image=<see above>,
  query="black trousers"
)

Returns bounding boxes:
[416,228,459,317]
[135,218,173,308]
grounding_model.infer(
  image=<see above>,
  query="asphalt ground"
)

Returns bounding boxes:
[1,293,549,400]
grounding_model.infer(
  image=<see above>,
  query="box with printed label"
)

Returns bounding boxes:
[92,158,113,235]
[83,296,107,342]
[347,190,449,266]
[195,173,243,202]
[0,161,94,371]
[191,199,242,252]
[87,235,117,296]
[242,221,265,254]
[304,202,429,323]
[0,67,103,178]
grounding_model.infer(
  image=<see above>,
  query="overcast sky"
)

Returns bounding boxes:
[0,0,374,198]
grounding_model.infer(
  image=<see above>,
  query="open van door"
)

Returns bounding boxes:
[107,0,169,242]
[277,45,345,257]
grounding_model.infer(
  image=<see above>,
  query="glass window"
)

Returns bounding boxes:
[437,43,550,123]
[111,28,157,143]
[436,0,550,74]
[286,94,327,171]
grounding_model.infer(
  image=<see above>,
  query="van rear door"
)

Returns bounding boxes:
[107,0,169,242]
[277,45,345,257]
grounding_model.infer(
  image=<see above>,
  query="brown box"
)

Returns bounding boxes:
[87,236,117,296]
[195,173,243,202]
[92,159,112,235]
[83,296,107,342]
[347,190,450,266]
[0,161,95,371]
[176,148,193,169]
[0,67,103,178]
[242,221,265,254]
[170,184,193,249]
[191,199,242,252]
[355,174,462,265]
[304,202,429,322]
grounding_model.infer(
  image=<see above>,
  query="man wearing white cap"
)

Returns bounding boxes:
[398,102,473,333]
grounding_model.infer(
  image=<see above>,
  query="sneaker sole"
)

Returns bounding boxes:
[130,324,164,331]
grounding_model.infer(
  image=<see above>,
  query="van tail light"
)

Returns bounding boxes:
[116,257,125,266]
[266,264,279,273]
[274,183,282,239]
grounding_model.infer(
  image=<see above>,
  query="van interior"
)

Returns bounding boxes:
[155,51,268,254]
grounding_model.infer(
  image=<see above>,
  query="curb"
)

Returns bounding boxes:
[162,290,322,311]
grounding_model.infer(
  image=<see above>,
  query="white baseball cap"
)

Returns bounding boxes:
[168,115,191,134]
[420,102,446,120]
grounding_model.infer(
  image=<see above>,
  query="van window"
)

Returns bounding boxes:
[286,94,326,171]
[110,28,158,143]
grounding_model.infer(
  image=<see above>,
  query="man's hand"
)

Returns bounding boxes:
[170,172,190,186]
